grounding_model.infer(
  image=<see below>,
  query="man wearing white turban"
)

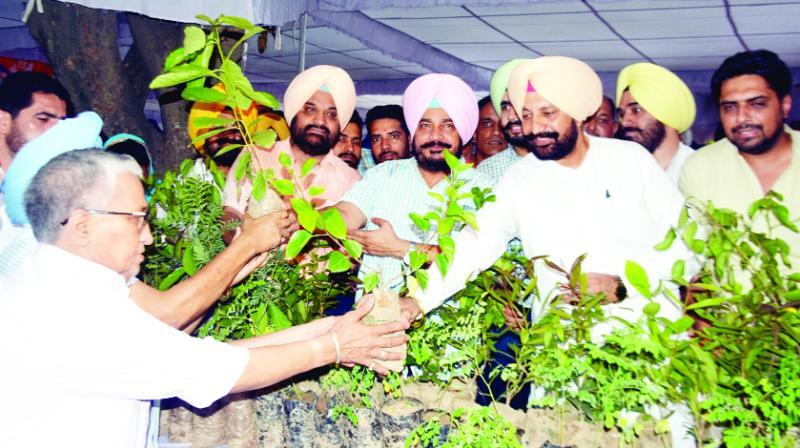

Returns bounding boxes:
[222,65,361,227]
[616,62,697,184]
[333,73,493,294]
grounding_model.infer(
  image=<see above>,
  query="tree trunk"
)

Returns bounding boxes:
[26,0,192,173]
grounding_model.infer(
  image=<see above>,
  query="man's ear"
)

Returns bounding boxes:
[0,110,11,137]
[781,94,792,120]
[62,210,93,247]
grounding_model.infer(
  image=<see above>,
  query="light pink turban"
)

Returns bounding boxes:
[283,65,356,130]
[402,73,478,144]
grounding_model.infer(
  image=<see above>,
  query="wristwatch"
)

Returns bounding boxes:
[615,279,628,302]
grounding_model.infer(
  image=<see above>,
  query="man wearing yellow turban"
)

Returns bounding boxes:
[477,59,532,182]
[616,62,697,184]
[332,73,493,295]
[222,65,361,225]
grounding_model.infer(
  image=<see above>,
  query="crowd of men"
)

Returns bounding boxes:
[0,47,798,447]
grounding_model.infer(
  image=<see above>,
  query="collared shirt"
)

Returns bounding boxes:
[416,136,689,326]
[341,158,494,292]
[679,125,800,269]
[665,142,695,186]
[0,244,249,448]
[223,140,361,215]
[476,146,526,182]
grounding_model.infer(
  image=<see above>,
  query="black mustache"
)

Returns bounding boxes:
[524,132,559,142]
[304,124,331,135]
[503,120,522,132]
[621,126,642,134]
[733,123,763,133]
[420,140,452,149]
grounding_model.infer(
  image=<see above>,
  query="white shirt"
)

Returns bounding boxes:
[0,244,249,448]
[665,142,695,186]
[417,136,689,325]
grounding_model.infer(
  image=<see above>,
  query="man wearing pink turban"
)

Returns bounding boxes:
[222,65,361,230]
[332,73,493,295]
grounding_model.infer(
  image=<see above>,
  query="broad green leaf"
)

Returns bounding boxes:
[219,15,254,31]
[427,192,445,203]
[253,129,277,148]
[685,297,727,311]
[438,217,455,236]
[278,152,292,168]
[342,239,363,259]
[290,197,318,232]
[409,212,430,233]
[222,59,254,95]
[654,228,676,251]
[149,65,213,89]
[190,127,228,146]
[415,270,429,290]
[328,251,352,273]
[234,150,251,182]
[185,41,215,88]
[462,211,479,230]
[248,90,280,110]
[182,244,198,275]
[183,25,206,54]
[320,208,347,240]
[285,230,312,259]
[363,273,379,293]
[158,267,186,291]
[191,115,235,129]
[671,259,685,282]
[690,239,705,254]
[301,158,317,177]
[624,260,652,299]
[272,179,295,196]
[308,186,325,197]
[667,316,695,334]
[788,273,800,282]
[439,235,455,260]
[252,171,267,201]
[214,143,243,157]
[435,253,449,276]
[253,303,268,334]
[677,206,689,227]
[163,47,187,71]
[195,14,216,25]
[681,220,698,247]
[443,150,460,171]
[409,250,427,271]
[643,301,660,316]
[268,303,292,331]
[181,86,228,104]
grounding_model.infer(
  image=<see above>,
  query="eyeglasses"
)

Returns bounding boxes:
[61,209,151,230]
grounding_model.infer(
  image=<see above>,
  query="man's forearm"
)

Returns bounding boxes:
[229,317,335,349]
[231,335,334,392]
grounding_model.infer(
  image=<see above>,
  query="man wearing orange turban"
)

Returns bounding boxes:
[222,65,361,226]
[616,62,697,184]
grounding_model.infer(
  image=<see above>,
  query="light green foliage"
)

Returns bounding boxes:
[405,406,521,448]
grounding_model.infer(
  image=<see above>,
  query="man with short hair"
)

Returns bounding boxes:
[223,65,361,224]
[472,95,508,166]
[616,63,696,184]
[365,104,411,165]
[477,59,531,182]
[680,49,800,268]
[0,149,407,447]
[333,110,364,169]
[0,72,70,181]
[335,74,492,293]
[583,95,617,138]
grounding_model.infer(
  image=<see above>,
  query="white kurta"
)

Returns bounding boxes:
[417,135,689,325]
[665,142,695,186]
[0,244,250,448]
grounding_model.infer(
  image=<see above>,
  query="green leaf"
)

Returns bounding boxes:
[248,90,280,110]
[215,143,243,157]
[278,152,292,168]
[253,303,268,334]
[409,250,427,271]
[788,273,800,282]
[643,301,660,316]
[328,251,352,273]
[234,150,251,182]
[308,186,326,197]
[409,213,430,233]
[671,259,685,282]
[685,297,727,311]
[681,220,698,247]
[624,260,652,299]
[438,235,455,260]
[301,158,317,177]
[181,86,229,104]
[219,15,255,31]
[285,230,312,259]
[415,270,429,290]
[183,25,206,54]
[462,211,479,230]
[158,267,186,291]
[690,239,705,254]
[191,115,235,129]
[435,253,449,276]
[253,129,277,148]
[654,228,676,251]
[268,303,292,331]
[182,244,198,275]
[149,65,213,89]
[290,197,318,232]
[667,316,695,334]
[222,59,253,94]
[363,273,379,293]
[190,127,228,146]
[320,208,347,240]
[443,150,460,171]
[272,179,295,196]
[342,239,363,259]
[195,14,216,25]
[252,171,267,201]
[163,47,187,71]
